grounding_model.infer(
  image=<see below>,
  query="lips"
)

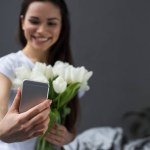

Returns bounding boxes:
[32,35,50,43]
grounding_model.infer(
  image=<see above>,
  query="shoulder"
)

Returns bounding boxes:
[0,51,21,63]
[0,51,21,82]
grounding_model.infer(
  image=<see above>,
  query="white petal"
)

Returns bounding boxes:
[53,76,67,93]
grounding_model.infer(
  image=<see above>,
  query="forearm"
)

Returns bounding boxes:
[0,107,7,121]
[0,74,11,120]
[0,122,3,140]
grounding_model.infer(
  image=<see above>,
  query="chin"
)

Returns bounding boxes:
[33,42,53,51]
[32,45,50,51]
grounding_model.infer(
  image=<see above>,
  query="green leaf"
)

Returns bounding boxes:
[63,107,71,116]
[57,83,80,109]
[43,109,61,136]
[61,106,71,124]
[36,82,80,150]
[43,111,55,137]
[48,79,58,100]
[54,109,61,124]
[36,138,54,150]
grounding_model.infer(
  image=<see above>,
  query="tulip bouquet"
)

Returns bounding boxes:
[13,61,93,150]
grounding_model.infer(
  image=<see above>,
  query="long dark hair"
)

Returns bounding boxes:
[18,0,79,133]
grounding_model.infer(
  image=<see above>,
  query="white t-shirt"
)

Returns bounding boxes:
[0,50,80,150]
[0,51,37,150]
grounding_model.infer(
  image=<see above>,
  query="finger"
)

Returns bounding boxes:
[22,100,51,120]
[9,88,21,112]
[49,129,57,134]
[28,129,45,139]
[28,118,49,135]
[49,130,65,139]
[53,124,66,135]
[48,129,64,140]
[45,134,62,146]
[49,128,62,136]
[33,117,49,131]
[18,115,49,137]
[53,124,65,132]
[28,108,50,128]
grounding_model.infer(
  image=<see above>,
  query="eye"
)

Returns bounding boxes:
[48,22,57,26]
[29,19,40,25]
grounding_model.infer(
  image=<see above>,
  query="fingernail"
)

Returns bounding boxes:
[48,100,52,105]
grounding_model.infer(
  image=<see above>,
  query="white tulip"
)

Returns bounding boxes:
[79,82,90,92]
[64,66,72,83]
[12,60,93,96]
[30,62,52,82]
[53,61,70,78]
[30,71,48,83]
[53,65,65,78]
[65,66,93,84]
[53,76,67,93]
[76,66,93,83]
[45,65,54,80]
[14,66,31,80]
[54,61,70,68]
[12,78,24,88]
[33,62,47,75]
[31,76,49,83]
[70,66,81,83]
[53,61,93,86]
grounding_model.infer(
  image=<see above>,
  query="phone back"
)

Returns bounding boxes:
[20,80,49,113]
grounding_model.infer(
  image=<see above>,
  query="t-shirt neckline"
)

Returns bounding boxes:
[19,50,34,67]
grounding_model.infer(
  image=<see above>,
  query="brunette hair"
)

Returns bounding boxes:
[18,0,79,133]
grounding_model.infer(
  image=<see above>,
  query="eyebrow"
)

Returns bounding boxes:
[30,16,60,21]
[48,18,60,21]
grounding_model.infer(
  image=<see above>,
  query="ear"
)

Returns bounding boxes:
[20,15,25,30]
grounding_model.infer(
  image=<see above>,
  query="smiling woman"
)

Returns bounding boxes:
[0,0,79,150]
[21,1,62,56]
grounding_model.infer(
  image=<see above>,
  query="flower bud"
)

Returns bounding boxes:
[53,76,67,93]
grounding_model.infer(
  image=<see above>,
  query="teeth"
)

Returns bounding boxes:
[34,37,49,42]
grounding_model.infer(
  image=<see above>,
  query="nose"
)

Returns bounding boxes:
[37,24,48,34]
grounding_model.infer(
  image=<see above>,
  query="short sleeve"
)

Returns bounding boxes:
[0,53,17,82]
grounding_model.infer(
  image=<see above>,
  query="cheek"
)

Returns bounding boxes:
[24,25,37,36]
[54,28,61,39]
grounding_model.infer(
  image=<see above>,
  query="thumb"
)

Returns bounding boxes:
[9,88,21,112]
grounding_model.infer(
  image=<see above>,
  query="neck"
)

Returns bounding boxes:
[22,46,49,64]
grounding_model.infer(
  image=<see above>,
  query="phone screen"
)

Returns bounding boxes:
[20,80,49,112]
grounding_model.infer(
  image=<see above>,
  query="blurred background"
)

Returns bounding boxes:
[1,0,150,137]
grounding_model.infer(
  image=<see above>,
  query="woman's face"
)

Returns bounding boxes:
[21,1,62,52]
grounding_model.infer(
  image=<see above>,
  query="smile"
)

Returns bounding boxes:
[32,36,51,43]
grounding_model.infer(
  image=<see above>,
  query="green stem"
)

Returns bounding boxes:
[56,95,61,109]
[41,139,46,150]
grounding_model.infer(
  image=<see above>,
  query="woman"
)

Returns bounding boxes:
[0,0,79,149]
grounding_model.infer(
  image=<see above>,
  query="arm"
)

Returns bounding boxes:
[0,73,11,120]
[0,73,51,143]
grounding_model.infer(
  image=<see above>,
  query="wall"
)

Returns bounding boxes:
[1,0,150,133]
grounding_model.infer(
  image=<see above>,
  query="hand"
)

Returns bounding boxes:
[0,88,51,143]
[45,124,75,147]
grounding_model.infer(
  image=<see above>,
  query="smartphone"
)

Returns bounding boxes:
[20,80,49,113]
